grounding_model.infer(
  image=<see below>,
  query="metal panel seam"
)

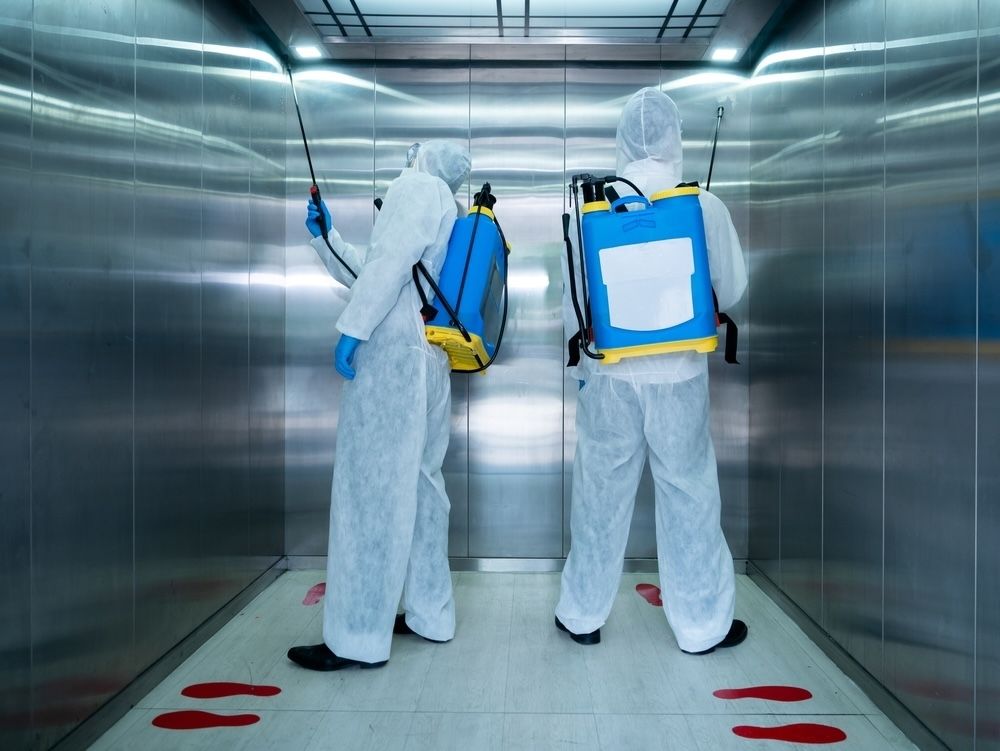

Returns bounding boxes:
[820,0,827,632]
[973,0,981,741]
[130,0,138,668]
[880,0,887,679]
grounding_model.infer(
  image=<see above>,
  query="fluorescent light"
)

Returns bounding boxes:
[711,48,739,62]
[293,45,323,60]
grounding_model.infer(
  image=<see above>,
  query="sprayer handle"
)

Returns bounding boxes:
[609,195,651,212]
[310,184,329,239]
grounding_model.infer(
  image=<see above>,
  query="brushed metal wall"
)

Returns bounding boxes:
[283,62,751,562]
[747,0,991,747]
[0,2,32,748]
[978,2,1000,746]
[0,0,287,747]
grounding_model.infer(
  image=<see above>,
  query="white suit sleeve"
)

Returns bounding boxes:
[336,173,454,341]
[310,227,365,288]
[699,190,748,312]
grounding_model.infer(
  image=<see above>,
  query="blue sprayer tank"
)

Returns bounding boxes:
[579,187,717,363]
[424,202,509,372]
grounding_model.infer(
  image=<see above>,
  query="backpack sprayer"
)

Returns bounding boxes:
[561,104,737,366]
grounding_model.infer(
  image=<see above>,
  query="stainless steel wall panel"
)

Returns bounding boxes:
[374,66,472,557]
[821,0,886,679]
[747,41,785,582]
[133,0,208,672]
[468,67,566,557]
[883,3,978,746]
[564,66,660,558]
[665,70,752,560]
[200,11,253,596]
[750,6,826,621]
[248,45,287,563]
[749,0,983,746]
[979,5,1000,747]
[5,0,286,745]
[29,1,136,745]
[0,1,32,746]
[284,64,374,556]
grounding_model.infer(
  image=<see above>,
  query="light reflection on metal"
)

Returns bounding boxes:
[660,71,747,91]
[292,68,426,103]
[0,82,282,170]
[293,45,323,59]
[711,47,739,62]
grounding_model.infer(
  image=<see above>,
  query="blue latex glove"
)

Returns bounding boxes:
[305,199,332,238]
[334,335,361,380]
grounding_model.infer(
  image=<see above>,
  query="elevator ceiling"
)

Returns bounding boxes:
[248,0,788,63]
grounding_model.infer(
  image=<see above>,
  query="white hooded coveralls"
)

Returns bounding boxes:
[556,89,748,653]
[310,141,470,663]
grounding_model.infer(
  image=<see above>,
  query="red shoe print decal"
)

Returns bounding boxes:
[303,582,326,605]
[714,686,813,702]
[732,723,847,744]
[181,682,281,699]
[152,710,260,730]
[635,583,663,606]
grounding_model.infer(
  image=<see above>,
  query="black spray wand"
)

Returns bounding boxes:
[287,68,358,279]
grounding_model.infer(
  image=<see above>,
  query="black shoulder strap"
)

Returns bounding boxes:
[412,264,438,322]
[712,289,739,364]
[566,332,582,367]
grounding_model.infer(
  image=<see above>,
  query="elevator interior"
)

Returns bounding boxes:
[2,0,998,749]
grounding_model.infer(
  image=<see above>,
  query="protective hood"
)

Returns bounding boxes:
[616,88,683,195]
[412,140,471,195]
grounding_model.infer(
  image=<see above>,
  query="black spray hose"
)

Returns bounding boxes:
[602,175,645,198]
[454,183,490,316]
[571,182,602,359]
[706,105,725,192]
[287,67,358,280]
[562,205,603,361]
[571,180,592,333]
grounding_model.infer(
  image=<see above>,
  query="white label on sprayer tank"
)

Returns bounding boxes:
[599,237,695,331]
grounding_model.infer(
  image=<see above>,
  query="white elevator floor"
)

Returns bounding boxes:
[92,571,915,751]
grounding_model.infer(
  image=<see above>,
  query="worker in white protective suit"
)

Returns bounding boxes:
[555,88,749,654]
[287,140,470,671]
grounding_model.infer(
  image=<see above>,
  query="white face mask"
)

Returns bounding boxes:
[620,157,683,197]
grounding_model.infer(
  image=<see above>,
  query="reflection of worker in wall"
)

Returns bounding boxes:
[556,88,749,654]
[287,141,471,671]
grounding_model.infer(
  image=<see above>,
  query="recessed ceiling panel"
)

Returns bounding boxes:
[297,0,735,43]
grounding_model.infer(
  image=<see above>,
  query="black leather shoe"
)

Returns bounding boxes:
[287,643,387,671]
[555,616,601,645]
[682,619,748,655]
[393,614,447,643]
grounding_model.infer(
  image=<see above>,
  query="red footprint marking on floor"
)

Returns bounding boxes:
[732,723,847,744]
[303,582,326,605]
[152,710,260,730]
[182,682,281,699]
[714,686,813,702]
[635,583,663,606]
